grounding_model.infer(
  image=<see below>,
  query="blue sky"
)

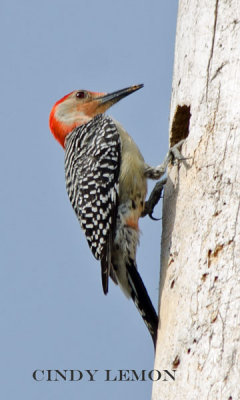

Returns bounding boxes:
[1,1,178,399]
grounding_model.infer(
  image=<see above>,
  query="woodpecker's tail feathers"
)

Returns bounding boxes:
[126,260,158,348]
[101,238,112,295]
[101,221,119,294]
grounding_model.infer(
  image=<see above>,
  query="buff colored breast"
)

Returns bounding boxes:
[113,119,147,225]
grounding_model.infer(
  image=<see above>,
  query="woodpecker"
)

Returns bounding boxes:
[49,84,183,347]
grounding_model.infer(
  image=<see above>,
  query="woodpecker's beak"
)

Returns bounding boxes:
[97,84,144,110]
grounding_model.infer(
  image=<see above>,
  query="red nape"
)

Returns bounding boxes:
[49,103,75,149]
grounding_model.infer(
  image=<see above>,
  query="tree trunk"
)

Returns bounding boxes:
[152,1,240,399]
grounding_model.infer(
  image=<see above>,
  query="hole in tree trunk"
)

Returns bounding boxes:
[170,105,191,146]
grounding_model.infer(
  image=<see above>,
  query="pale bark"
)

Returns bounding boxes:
[152,1,240,399]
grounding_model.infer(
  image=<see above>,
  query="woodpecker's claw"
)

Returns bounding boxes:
[149,213,161,221]
[142,178,167,220]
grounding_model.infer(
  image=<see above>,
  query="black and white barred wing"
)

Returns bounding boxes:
[64,115,121,293]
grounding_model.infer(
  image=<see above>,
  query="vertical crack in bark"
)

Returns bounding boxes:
[232,200,240,269]
[208,83,221,137]
[218,310,225,358]
[206,0,219,100]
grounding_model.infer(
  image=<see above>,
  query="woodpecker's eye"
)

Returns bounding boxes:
[76,91,86,99]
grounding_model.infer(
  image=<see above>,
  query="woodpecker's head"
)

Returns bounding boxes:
[49,84,143,148]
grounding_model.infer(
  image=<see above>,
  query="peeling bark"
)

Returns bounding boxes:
[152,1,240,399]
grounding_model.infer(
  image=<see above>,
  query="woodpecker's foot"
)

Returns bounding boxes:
[167,139,191,169]
[144,140,186,181]
[167,139,186,164]
[142,178,167,220]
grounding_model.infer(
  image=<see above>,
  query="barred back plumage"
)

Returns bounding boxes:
[65,114,121,261]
